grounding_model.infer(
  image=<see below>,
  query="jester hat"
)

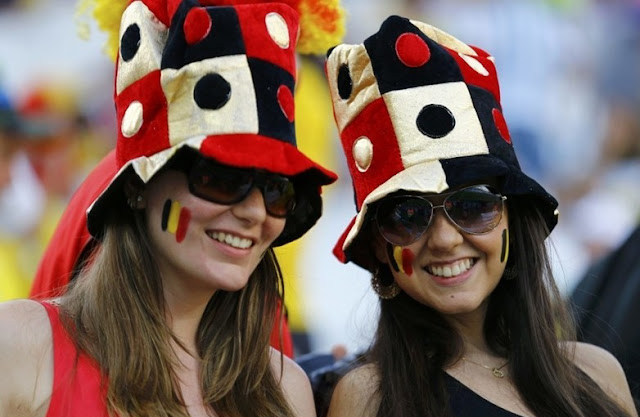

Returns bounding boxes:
[87,0,343,246]
[325,16,559,270]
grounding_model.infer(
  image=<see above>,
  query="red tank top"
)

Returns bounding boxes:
[42,302,110,417]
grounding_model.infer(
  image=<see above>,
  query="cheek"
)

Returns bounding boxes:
[263,217,287,242]
[161,199,192,243]
[387,243,415,276]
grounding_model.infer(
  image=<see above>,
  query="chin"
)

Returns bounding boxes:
[204,266,253,292]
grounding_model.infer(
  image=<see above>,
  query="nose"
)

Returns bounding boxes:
[424,208,464,252]
[230,187,267,224]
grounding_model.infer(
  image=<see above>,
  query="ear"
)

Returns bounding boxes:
[372,231,389,264]
[124,176,147,210]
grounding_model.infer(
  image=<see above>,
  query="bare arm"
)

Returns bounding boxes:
[327,364,379,417]
[571,341,638,417]
[270,348,316,417]
[0,299,52,417]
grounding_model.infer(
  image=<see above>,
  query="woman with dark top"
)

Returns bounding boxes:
[322,15,638,417]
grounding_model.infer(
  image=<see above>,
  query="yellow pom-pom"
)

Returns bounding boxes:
[297,0,346,55]
[74,0,128,61]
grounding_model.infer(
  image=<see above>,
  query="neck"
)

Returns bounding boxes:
[445,304,490,354]
[163,285,214,353]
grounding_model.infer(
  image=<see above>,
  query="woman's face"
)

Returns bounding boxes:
[142,167,286,298]
[374,184,509,318]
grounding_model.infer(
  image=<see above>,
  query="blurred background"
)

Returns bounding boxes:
[1,0,639,358]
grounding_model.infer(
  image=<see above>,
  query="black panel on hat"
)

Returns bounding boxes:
[416,104,455,138]
[337,64,353,100]
[468,86,520,169]
[121,24,141,62]
[248,58,296,146]
[363,16,463,95]
[194,73,231,110]
[162,2,245,70]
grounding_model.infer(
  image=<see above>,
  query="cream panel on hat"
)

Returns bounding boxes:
[326,44,382,133]
[116,0,167,95]
[383,82,489,168]
[161,55,259,146]
[409,19,477,56]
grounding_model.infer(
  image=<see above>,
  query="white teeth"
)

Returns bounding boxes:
[209,231,252,249]
[428,258,474,278]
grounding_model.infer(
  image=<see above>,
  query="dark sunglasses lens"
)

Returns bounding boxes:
[376,197,432,246]
[263,176,296,218]
[445,186,503,233]
[189,162,253,204]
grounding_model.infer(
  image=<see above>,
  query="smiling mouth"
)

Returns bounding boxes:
[425,258,475,278]
[207,231,253,249]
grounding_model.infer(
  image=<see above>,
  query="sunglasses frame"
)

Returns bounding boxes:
[375,184,507,246]
[186,157,297,218]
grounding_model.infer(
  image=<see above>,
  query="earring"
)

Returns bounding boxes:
[371,266,401,299]
[127,194,144,209]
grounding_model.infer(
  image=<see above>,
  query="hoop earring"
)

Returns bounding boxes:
[371,265,401,299]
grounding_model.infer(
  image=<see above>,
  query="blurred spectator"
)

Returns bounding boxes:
[0,85,46,300]
[563,0,640,268]
[572,223,640,407]
[570,2,640,406]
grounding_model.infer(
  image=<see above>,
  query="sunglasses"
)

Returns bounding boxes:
[186,157,296,218]
[375,185,507,246]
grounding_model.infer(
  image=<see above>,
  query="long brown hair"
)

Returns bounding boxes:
[368,197,630,417]
[60,182,294,417]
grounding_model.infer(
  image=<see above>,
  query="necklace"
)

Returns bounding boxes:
[461,356,509,378]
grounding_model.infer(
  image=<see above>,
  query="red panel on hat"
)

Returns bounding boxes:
[340,98,404,209]
[235,4,298,77]
[445,45,501,105]
[142,0,179,26]
[115,70,170,167]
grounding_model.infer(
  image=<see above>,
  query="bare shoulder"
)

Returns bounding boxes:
[327,363,380,417]
[567,341,638,417]
[0,299,53,417]
[269,348,316,417]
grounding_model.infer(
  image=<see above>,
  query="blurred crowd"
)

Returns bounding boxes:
[1,0,639,354]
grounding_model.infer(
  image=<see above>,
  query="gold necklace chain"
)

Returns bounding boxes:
[461,356,509,378]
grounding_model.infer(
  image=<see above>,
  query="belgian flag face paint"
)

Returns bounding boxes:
[500,228,509,264]
[161,199,192,243]
[386,243,415,276]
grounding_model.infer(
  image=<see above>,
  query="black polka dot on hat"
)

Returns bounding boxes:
[121,24,141,62]
[416,104,455,138]
[193,73,231,110]
[337,64,353,100]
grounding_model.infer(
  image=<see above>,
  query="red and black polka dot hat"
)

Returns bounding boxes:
[325,16,558,270]
[87,0,339,246]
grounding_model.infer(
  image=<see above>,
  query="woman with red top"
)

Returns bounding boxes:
[0,0,342,416]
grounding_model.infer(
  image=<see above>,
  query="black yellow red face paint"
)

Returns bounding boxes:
[161,199,191,243]
[500,228,509,263]
[386,243,414,276]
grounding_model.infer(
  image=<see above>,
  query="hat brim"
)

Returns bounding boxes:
[334,154,558,271]
[87,134,337,246]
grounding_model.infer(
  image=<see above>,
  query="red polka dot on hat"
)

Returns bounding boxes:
[184,7,212,46]
[492,108,511,144]
[395,33,430,68]
[277,85,295,122]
